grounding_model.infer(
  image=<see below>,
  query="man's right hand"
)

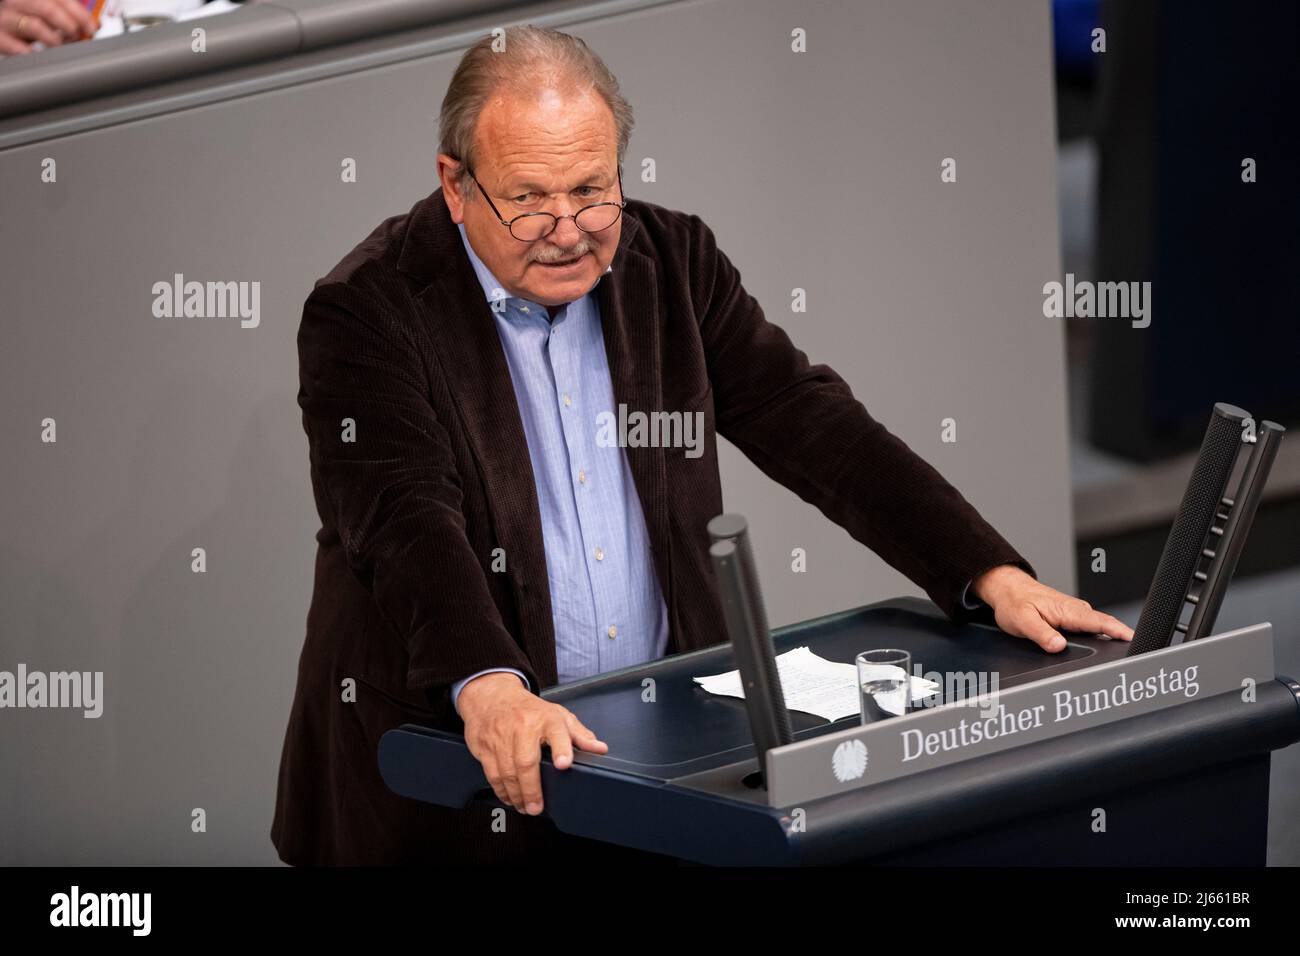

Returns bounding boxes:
[457,672,608,816]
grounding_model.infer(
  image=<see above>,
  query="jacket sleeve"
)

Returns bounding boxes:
[686,214,1036,624]
[296,280,540,694]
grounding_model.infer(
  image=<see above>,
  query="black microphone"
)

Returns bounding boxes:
[707,513,793,781]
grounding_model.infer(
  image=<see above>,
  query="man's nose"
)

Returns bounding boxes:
[550,210,584,247]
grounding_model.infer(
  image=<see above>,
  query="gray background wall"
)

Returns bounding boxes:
[0,0,1071,863]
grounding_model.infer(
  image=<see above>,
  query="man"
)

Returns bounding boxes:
[271,25,1133,866]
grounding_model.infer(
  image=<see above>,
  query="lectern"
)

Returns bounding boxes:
[379,405,1297,865]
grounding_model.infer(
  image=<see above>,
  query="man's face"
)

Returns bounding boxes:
[439,86,622,308]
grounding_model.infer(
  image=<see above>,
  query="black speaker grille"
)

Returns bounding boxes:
[1128,406,1246,655]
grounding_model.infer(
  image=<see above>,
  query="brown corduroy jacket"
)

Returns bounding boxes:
[270,186,1036,865]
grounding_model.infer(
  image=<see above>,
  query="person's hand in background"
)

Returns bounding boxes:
[458,672,608,815]
[0,0,99,55]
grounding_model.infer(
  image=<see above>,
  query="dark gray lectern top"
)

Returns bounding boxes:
[540,597,1107,786]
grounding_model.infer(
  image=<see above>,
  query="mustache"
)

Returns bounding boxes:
[529,239,594,264]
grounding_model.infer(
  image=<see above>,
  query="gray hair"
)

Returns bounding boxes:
[438,24,634,201]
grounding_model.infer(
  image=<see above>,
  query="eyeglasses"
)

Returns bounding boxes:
[466,164,626,242]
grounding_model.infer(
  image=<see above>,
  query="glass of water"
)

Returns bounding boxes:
[856,649,912,724]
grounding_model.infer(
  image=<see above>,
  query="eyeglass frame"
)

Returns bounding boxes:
[463,161,626,241]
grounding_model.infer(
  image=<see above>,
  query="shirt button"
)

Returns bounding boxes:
[520,305,530,313]
[563,394,572,407]
[607,625,618,639]
[594,547,604,561]
[578,469,587,484]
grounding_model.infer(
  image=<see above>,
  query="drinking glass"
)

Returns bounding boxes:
[856,649,912,723]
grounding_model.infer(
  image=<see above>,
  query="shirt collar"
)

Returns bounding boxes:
[456,221,612,308]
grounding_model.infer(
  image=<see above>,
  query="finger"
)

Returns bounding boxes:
[565,712,608,753]
[0,32,34,55]
[544,720,575,770]
[497,754,525,811]
[19,14,64,47]
[1057,602,1133,642]
[53,0,98,37]
[1098,612,1134,641]
[513,736,544,815]
[477,755,512,807]
[1009,605,1066,652]
[36,0,80,38]
[466,737,512,806]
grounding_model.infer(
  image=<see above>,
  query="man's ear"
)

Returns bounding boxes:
[436,153,467,222]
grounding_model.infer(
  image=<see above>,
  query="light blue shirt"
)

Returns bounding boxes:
[451,223,669,714]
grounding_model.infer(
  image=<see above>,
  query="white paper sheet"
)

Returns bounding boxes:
[693,646,939,722]
[93,0,241,40]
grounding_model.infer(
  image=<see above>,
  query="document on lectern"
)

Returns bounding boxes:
[693,646,940,722]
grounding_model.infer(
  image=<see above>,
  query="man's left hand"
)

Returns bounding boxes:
[972,565,1135,653]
